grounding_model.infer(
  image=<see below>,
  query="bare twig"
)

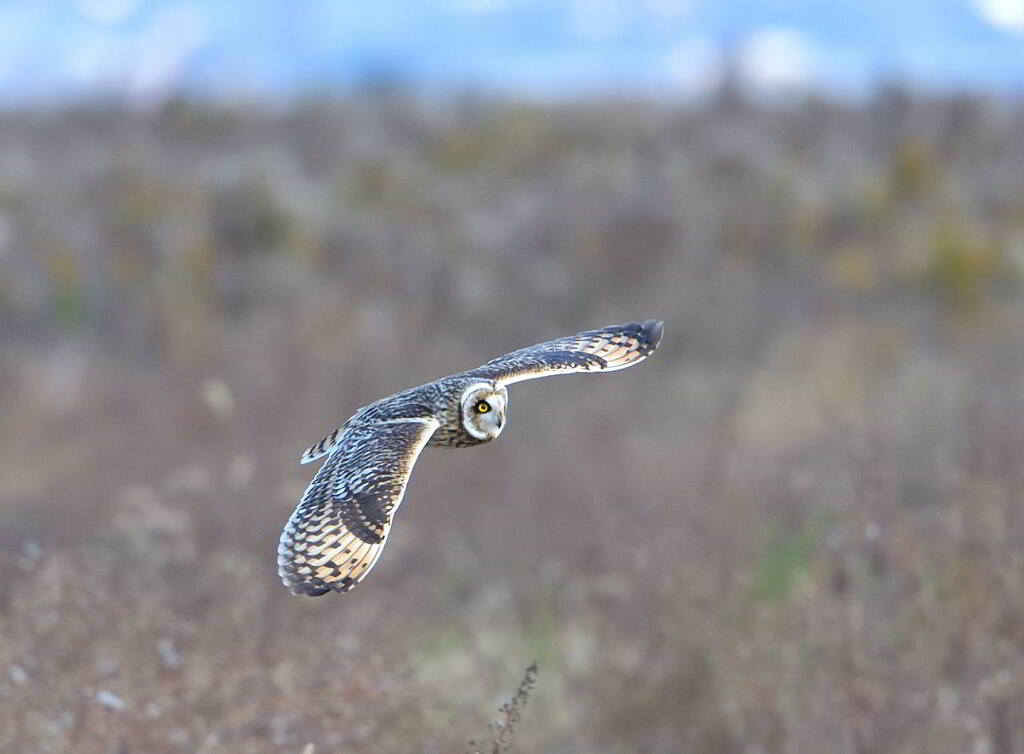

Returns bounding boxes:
[467,662,539,754]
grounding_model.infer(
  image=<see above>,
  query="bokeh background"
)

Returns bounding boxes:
[3,2,1024,752]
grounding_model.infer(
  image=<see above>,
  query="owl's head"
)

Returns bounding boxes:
[460,382,508,441]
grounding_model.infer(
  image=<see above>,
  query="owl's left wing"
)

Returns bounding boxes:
[278,417,439,596]
[469,319,664,387]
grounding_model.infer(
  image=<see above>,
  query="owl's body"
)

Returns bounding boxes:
[303,377,498,459]
[279,320,664,596]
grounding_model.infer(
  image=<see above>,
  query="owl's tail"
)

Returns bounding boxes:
[301,425,344,464]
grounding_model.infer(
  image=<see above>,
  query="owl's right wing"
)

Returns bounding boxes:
[469,319,664,387]
[278,417,439,596]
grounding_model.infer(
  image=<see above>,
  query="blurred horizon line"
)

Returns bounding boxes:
[1,70,1022,115]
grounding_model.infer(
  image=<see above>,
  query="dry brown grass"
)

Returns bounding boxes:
[2,90,1024,752]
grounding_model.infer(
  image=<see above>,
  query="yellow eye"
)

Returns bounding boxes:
[475,400,491,414]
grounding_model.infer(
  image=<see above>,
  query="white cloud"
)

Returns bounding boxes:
[974,0,1024,33]
[64,5,207,100]
[739,27,818,90]
[129,6,207,99]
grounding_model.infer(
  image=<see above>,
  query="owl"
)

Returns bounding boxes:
[278,319,664,596]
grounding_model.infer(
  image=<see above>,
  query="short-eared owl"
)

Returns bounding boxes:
[278,320,664,596]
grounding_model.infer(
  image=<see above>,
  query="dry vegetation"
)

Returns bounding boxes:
[2,87,1024,752]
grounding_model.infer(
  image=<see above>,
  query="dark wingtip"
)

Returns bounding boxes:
[641,319,664,350]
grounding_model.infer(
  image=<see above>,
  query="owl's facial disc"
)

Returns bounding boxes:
[461,382,507,440]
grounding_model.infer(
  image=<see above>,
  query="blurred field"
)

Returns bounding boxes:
[3,88,1024,753]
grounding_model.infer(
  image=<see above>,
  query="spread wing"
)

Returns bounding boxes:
[278,417,439,596]
[469,319,664,387]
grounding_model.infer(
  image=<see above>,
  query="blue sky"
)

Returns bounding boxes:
[0,0,1022,102]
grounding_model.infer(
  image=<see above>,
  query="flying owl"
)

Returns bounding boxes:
[278,319,664,596]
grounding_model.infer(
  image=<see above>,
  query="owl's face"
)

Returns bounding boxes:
[460,382,508,441]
